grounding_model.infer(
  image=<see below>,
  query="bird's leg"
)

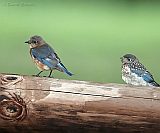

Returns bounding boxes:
[36,71,43,77]
[48,70,53,78]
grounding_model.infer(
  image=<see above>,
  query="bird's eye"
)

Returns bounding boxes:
[128,58,132,61]
[33,41,37,44]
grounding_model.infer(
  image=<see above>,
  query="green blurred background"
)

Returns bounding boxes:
[0,0,160,84]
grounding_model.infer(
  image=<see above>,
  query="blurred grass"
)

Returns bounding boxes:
[0,0,160,84]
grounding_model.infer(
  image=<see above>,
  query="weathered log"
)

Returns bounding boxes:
[0,73,160,133]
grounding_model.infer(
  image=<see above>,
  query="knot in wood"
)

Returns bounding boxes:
[1,75,23,87]
[0,92,28,121]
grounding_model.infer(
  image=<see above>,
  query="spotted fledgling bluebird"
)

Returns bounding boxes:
[25,35,73,77]
[120,54,159,87]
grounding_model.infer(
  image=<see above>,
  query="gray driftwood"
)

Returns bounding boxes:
[0,73,160,133]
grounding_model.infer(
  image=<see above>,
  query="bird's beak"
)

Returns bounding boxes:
[25,41,29,44]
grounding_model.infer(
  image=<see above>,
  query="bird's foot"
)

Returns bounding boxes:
[32,74,40,77]
[48,76,54,78]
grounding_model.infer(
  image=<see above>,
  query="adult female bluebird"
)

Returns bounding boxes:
[120,54,159,87]
[25,35,73,77]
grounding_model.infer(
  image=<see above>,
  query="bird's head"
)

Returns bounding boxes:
[25,35,46,48]
[120,54,139,64]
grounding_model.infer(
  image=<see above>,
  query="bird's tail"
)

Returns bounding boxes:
[150,81,160,87]
[57,63,73,76]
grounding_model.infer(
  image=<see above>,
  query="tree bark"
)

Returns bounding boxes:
[0,73,160,133]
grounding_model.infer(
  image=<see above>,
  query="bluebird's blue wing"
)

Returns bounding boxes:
[31,44,73,76]
[131,69,144,76]
[131,68,154,82]
[142,71,154,83]
[31,44,58,69]
[131,68,159,87]
[142,71,159,86]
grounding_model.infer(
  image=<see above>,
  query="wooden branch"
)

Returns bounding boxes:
[0,73,160,133]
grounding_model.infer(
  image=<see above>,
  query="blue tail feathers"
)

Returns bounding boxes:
[65,70,73,76]
[57,63,73,76]
[150,81,160,87]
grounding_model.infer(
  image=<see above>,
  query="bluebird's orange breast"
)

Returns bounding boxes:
[30,52,50,71]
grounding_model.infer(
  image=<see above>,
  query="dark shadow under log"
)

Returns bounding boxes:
[0,73,160,133]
